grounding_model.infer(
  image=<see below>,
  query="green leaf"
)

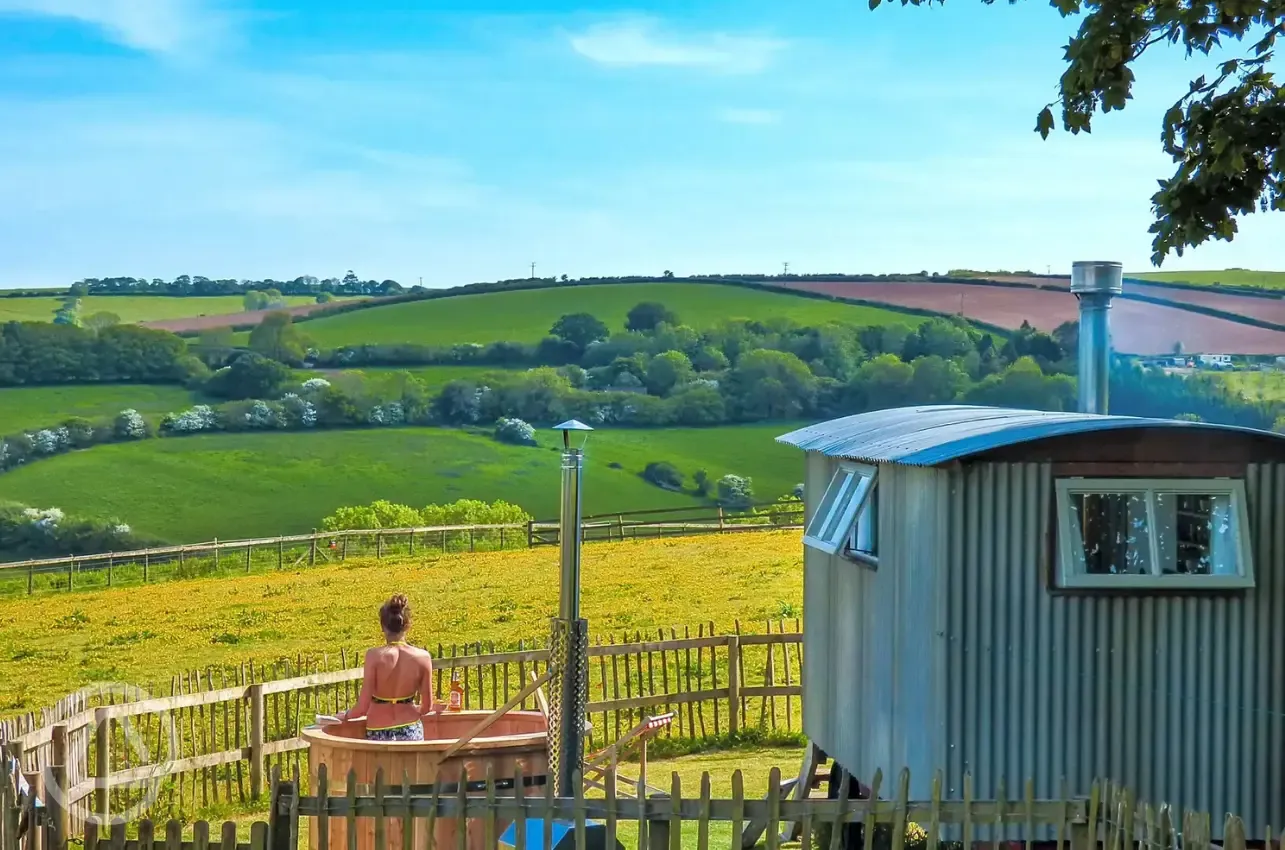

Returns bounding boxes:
[1034,106,1055,138]
[869,0,882,9]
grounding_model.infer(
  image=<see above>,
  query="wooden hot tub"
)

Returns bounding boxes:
[303,711,549,850]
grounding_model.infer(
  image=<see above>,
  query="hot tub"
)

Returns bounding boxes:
[303,711,549,850]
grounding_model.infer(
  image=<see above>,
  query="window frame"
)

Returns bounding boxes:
[803,462,878,559]
[1054,477,1255,590]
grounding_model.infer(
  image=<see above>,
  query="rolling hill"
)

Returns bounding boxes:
[233,282,925,348]
[0,424,804,543]
[0,294,332,325]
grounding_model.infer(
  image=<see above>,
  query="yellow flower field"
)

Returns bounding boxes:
[0,531,803,713]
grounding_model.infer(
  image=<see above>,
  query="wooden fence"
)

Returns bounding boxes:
[0,623,802,830]
[3,758,1258,850]
[0,503,803,597]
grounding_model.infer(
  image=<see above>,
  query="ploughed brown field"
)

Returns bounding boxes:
[986,275,1285,325]
[140,297,375,333]
[779,279,1285,355]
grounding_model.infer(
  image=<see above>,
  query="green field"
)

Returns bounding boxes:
[0,424,804,543]
[0,294,328,324]
[1219,370,1285,401]
[0,384,201,435]
[248,283,920,348]
[1131,269,1285,289]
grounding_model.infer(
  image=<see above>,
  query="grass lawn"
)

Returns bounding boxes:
[0,383,200,435]
[0,423,805,542]
[0,530,802,711]
[0,295,328,324]
[253,283,920,349]
[1131,269,1285,289]
[1218,370,1285,401]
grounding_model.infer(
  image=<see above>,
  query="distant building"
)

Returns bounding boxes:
[1197,354,1233,367]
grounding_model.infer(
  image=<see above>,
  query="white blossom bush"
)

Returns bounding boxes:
[280,394,318,428]
[113,523,131,535]
[244,400,280,429]
[494,417,537,446]
[23,507,63,532]
[29,427,70,455]
[380,401,405,424]
[368,404,387,425]
[300,377,331,393]
[161,405,218,434]
[716,474,755,509]
[114,409,148,440]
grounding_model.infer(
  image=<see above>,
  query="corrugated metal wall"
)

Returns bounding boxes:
[800,455,950,798]
[943,462,1285,835]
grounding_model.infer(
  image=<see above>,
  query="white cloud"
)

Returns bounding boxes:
[568,18,788,74]
[0,0,223,54]
[717,108,781,125]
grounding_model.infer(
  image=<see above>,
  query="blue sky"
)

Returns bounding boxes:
[0,0,1280,289]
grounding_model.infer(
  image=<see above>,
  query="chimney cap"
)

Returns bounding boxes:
[1070,260,1123,296]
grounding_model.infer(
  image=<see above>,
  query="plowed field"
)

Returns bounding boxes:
[779,280,1285,355]
[985,274,1285,326]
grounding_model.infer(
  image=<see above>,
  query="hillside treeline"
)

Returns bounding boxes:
[64,271,403,297]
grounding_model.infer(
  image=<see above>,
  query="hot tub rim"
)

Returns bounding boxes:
[301,714,549,754]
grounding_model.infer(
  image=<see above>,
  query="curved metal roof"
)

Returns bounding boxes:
[775,404,1285,467]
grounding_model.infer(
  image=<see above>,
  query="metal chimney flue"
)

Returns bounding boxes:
[1070,260,1123,415]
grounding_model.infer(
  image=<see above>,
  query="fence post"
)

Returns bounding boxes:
[143,552,149,583]
[93,708,109,826]
[309,531,317,567]
[267,774,298,850]
[726,636,741,735]
[277,538,283,570]
[409,531,416,557]
[377,533,383,559]
[341,537,348,561]
[43,764,67,850]
[106,556,113,588]
[27,564,33,595]
[246,545,252,573]
[67,559,74,592]
[718,507,726,531]
[21,771,42,850]
[250,684,265,799]
[214,539,220,571]
[51,726,67,771]
[527,521,534,548]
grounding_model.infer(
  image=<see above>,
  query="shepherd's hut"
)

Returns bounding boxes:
[776,262,1285,834]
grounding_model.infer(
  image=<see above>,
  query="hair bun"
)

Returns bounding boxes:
[380,594,412,634]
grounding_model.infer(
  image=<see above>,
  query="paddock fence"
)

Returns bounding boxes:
[0,503,804,597]
[0,621,802,830]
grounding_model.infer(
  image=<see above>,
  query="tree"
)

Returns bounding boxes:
[873,0,1285,263]
[965,357,1077,411]
[723,349,817,419]
[645,350,695,396]
[909,355,970,404]
[316,291,335,304]
[626,302,680,333]
[849,353,915,410]
[82,311,121,333]
[549,313,610,353]
[243,290,268,311]
[248,311,309,364]
[204,352,291,400]
[642,461,684,490]
[902,318,974,361]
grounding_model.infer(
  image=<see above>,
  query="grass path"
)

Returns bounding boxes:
[0,424,804,542]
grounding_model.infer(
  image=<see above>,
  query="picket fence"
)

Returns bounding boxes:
[0,503,804,597]
[3,759,1256,850]
[0,623,802,831]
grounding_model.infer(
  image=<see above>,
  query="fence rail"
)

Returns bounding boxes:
[0,503,803,597]
[1,622,802,829]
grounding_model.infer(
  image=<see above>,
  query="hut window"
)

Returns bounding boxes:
[1054,478,1254,589]
[803,462,878,559]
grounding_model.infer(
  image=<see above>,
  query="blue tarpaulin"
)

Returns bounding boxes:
[499,819,622,850]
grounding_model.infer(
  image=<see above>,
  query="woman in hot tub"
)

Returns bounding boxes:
[334,594,442,740]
